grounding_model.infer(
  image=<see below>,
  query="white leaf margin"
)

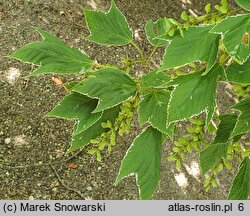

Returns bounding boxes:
[230,98,250,138]
[46,94,103,136]
[72,70,137,113]
[159,24,219,73]
[209,14,250,64]
[8,27,93,76]
[138,91,175,139]
[166,80,218,128]
[84,0,133,46]
[114,126,164,199]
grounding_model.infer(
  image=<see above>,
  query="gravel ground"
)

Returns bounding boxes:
[0,0,242,200]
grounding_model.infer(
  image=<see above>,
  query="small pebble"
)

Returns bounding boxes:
[97,166,102,171]
[86,186,93,191]
[92,182,98,189]
[28,196,34,200]
[4,138,11,144]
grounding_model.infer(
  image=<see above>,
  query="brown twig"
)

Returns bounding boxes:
[50,165,86,199]
[0,149,84,173]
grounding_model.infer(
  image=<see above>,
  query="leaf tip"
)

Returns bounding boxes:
[31,26,39,31]
[111,0,117,8]
[4,54,15,59]
[114,173,123,187]
[44,113,53,118]
[31,26,45,37]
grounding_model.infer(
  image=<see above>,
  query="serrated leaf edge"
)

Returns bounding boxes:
[67,123,90,153]
[114,126,161,199]
[166,83,217,127]
[144,19,171,47]
[209,14,250,64]
[8,27,93,76]
[230,98,250,137]
[138,92,173,138]
[160,25,218,71]
[46,95,103,136]
[73,86,136,113]
[72,70,137,113]
[84,0,133,46]
[67,107,120,153]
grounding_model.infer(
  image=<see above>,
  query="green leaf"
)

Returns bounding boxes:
[9,28,92,75]
[212,114,238,145]
[235,0,250,11]
[84,0,133,45]
[72,68,137,113]
[141,70,171,88]
[160,26,219,74]
[64,81,79,91]
[210,14,250,63]
[115,127,164,200]
[228,157,250,200]
[226,58,250,84]
[69,106,120,152]
[47,93,102,135]
[231,98,250,137]
[167,64,221,124]
[145,18,171,47]
[139,90,175,139]
[200,143,228,175]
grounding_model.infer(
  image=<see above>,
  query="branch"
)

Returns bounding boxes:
[50,165,86,199]
[0,149,84,173]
